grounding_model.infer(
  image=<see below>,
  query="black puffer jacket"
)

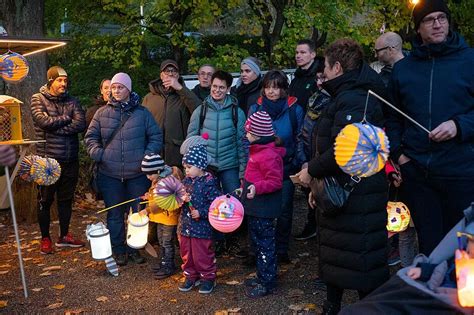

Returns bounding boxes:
[308,63,389,292]
[288,60,320,110]
[31,85,86,162]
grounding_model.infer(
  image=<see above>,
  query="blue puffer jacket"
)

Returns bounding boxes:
[387,31,474,178]
[187,95,247,178]
[248,96,305,177]
[85,92,163,180]
[179,173,222,239]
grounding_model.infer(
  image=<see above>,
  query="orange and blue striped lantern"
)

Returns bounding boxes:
[386,201,410,233]
[0,52,29,84]
[334,122,389,177]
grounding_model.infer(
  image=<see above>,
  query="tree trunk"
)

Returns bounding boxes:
[0,0,50,223]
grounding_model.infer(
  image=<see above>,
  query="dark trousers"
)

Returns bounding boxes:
[303,187,316,229]
[327,284,370,305]
[179,235,216,281]
[249,216,277,289]
[276,179,295,255]
[98,172,150,255]
[400,161,474,255]
[157,223,177,269]
[37,160,79,238]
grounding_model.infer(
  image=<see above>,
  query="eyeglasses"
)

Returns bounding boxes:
[421,14,448,27]
[162,67,178,75]
[373,46,391,54]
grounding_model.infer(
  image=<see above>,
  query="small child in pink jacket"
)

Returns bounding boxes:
[241,111,286,298]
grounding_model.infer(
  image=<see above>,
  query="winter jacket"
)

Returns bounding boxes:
[248,96,305,178]
[308,63,389,292]
[288,60,320,110]
[301,89,331,161]
[30,85,86,162]
[178,173,222,239]
[85,96,107,129]
[231,76,263,115]
[85,92,163,180]
[187,95,248,178]
[242,140,285,218]
[191,84,210,102]
[386,31,474,178]
[142,78,200,167]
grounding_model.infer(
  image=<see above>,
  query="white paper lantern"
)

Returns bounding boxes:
[126,213,149,249]
[87,224,112,260]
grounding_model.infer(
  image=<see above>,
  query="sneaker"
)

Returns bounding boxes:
[128,251,146,264]
[244,277,260,287]
[40,237,53,254]
[294,225,317,241]
[277,253,291,264]
[154,267,175,280]
[115,253,128,266]
[178,278,200,292]
[198,280,215,294]
[245,283,272,298]
[388,248,401,266]
[55,233,85,248]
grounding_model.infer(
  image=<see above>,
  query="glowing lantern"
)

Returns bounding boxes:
[386,201,411,233]
[0,95,23,144]
[455,249,474,307]
[152,176,186,211]
[126,212,149,249]
[209,194,244,233]
[335,122,390,178]
[86,223,112,260]
[0,52,29,83]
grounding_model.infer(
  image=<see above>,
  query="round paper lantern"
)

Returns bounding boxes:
[209,194,244,233]
[335,122,390,178]
[386,201,411,233]
[29,156,61,186]
[152,176,186,211]
[0,52,29,83]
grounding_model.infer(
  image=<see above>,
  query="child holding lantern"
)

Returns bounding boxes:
[141,154,183,279]
[178,144,221,294]
[241,111,285,298]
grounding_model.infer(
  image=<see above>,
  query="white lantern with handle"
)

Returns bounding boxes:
[86,223,112,260]
[126,212,149,249]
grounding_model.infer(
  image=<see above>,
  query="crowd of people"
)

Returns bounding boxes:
[1,0,473,312]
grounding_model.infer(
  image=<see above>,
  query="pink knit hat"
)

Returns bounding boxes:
[245,111,275,137]
[111,72,132,92]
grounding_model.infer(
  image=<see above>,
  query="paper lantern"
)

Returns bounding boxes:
[152,176,186,211]
[29,156,61,186]
[126,212,149,249]
[0,95,23,144]
[386,201,411,233]
[0,52,29,83]
[209,194,244,233]
[335,123,390,177]
[86,223,112,260]
[455,249,474,307]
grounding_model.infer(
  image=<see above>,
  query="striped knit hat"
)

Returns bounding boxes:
[141,154,165,175]
[245,111,275,137]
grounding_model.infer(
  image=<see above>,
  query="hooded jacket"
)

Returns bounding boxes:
[386,31,474,178]
[30,85,86,162]
[308,63,389,292]
[187,95,248,178]
[142,78,200,167]
[85,92,162,180]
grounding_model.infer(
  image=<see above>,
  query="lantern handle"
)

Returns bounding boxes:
[96,197,143,214]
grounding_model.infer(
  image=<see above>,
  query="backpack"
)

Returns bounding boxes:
[198,102,238,133]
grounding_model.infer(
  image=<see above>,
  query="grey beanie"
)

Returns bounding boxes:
[241,57,261,77]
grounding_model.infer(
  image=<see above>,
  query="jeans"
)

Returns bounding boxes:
[98,172,150,255]
[157,223,177,269]
[400,161,474,255]
[399,226,417,267]
[276,179,295,255]
[249,216,277,289]
[37,160,79,238]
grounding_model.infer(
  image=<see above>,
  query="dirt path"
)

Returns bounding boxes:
[0,189,362,314]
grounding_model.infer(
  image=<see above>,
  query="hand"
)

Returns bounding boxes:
[190,209,200,219]
[246,184,256,199]
[429,120,457,142]
[142,192,150,200]
[0,145,16,167]
[398,154,411,166]
[162,77,182,91]
[407,267,421,280]
[308,191,317,209]
[139,209,149,216]
[297,167,312,187]
[388,172,402,188]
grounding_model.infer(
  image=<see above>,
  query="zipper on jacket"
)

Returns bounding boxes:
[215,109,219,163]
[426,57,435,170]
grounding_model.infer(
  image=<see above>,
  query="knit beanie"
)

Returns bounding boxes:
[245,111,275,137]
[241,57,261,77]
[413,0,450,30]
[47,66,67,87]
[182,144,208,170]
[180,133,209,155]
[111,72,132,92]
[141,154,165,175]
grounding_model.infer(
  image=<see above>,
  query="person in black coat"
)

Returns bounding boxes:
[296,39,389,315]
[231,57,262,116]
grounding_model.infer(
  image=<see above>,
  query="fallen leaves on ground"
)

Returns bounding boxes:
[96,296,108,302]
[0,271,9,275]
[52,284,65,290]
[39,271,52,277]
[42,265,61,271]
[46,302,63,310]
[121,295,130,300]
[0,301,7,308]
[0,264,11,268]
[225,280,240,285]
[65,309,85,315]
[31,288,43,292]
[287,288,305,298]
[215,307,241,315]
